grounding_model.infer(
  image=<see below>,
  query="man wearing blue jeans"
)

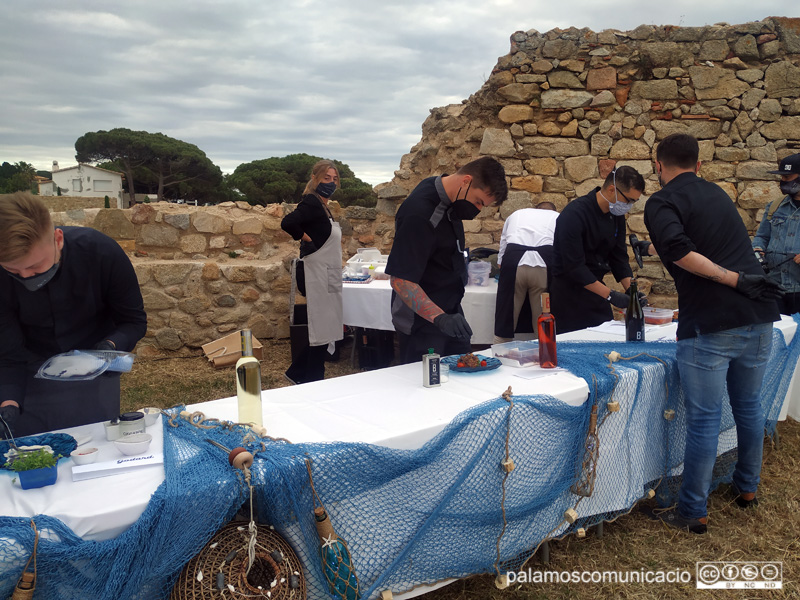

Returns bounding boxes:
[636,133,783,533]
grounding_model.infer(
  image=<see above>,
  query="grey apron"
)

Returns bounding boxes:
[302,220,343,351]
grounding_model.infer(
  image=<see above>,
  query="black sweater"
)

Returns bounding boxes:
[644,172,779,339]
[281,194,333,257]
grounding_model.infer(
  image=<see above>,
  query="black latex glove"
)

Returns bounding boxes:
[433,313,473,339]
[95,340,116,351]
[631,239,652,258]
[608,290,629,309]
[637,291,649,307]
[736,272,786,301]
[0,405,20,439]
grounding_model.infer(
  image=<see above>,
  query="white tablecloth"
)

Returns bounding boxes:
[342,279,497,345]
[3,315,797,547]
[0,417,165,541]
[0,361,587,542]
[559,315,800,421]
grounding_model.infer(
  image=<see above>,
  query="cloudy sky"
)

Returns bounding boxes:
[1,1,795,185]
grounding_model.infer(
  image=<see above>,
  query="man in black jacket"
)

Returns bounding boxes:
[550,166,646,333]
[638,133,783,533]
[386,157,507,363]
[0,192,146,436]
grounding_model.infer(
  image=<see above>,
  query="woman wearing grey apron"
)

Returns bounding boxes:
[280,161,344,384]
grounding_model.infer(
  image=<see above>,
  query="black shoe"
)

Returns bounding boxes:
[283,373,298,385]
[641,505,707,534]
[731,483,759,509]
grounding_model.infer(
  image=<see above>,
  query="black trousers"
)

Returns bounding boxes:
[779,292,800,316]
[285,343,329,384]
[397,320,471,365]
[16,371,122,436]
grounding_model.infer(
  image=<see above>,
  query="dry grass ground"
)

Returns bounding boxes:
[121,338,799,598]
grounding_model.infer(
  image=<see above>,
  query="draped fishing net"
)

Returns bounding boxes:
[1,317,798,600]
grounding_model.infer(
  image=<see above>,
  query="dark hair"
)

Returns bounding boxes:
[456,157,508,205]
[536,201,557,211]
[656,133,699,168]
[603,165,645,193]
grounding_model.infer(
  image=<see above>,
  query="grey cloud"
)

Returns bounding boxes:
[1,0,794,185]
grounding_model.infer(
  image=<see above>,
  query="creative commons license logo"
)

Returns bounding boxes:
[696,561,782,589]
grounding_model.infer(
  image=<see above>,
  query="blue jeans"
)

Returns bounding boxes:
[675,323,773,519]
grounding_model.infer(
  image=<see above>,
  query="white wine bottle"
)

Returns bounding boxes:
[236,329,263,426]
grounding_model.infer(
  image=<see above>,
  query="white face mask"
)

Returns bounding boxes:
[604,169,634,216]
[599,189,632,216]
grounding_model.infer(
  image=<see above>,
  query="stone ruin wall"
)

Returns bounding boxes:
[49,200,396,356]
[49,17,800,353]
[377,16,800,306]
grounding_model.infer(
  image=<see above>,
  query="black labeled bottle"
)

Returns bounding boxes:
[625,279,645,342]
[537,293,557,368]
[236,329,263,426]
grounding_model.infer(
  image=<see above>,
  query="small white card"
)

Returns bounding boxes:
[71,452,164,481]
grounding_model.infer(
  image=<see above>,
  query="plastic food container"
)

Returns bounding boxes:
[643,307,674,325]
[491,340,540,367]
[468,261,491,286]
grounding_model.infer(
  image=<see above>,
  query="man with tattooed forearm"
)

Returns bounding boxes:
[385,157,508,364]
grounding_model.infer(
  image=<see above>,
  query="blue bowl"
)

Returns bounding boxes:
[18,465,58,490]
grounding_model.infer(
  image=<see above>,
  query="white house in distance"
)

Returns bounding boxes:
[39,161,124,207]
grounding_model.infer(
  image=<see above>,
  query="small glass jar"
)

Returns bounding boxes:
[118,412,145,437]
[440,363,450,383]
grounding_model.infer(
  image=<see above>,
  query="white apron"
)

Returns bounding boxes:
[301,220,343,351]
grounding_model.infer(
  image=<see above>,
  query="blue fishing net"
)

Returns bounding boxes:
[0,317,797,599]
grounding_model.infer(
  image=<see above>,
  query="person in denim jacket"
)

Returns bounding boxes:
[753,154,800,315]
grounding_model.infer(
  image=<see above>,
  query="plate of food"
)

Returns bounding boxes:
[441,353,502,373]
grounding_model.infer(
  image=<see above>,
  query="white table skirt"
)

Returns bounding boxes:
[342,279,497,345]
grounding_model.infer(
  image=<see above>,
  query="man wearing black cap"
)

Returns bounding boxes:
[753,154,800,315]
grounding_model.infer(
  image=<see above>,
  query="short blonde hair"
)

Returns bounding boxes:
[302,160,340,196]
[0,192,53,262]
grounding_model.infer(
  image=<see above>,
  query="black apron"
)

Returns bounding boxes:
[494,243,554,339]
[15,370,122,436]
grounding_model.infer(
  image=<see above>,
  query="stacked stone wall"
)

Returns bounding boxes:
[41,196,106,212]
[52,201,394,354]
[378,17,800,305]
[50,17,800,352]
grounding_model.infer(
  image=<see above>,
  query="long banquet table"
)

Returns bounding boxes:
[1,316,799,599]
[342,279,498,345]
[3,317,798,539]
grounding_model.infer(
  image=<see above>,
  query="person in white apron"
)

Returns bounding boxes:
[280,161,343,383]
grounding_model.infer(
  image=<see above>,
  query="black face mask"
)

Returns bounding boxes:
[315,181,336,198]
[780,179,800,198]
[8,260,60,292]
[450,181,481,221]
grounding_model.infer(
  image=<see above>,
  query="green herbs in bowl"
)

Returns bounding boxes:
[6,448,61,472]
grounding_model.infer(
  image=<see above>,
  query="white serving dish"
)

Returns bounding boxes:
[71,447,99,465]
[139,407,161,427]
[113,433,153,456]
